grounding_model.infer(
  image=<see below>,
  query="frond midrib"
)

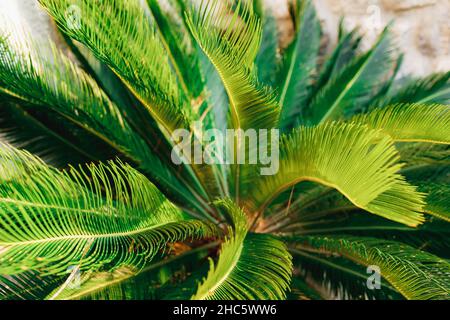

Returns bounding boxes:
[195,241,244,300]
[0,220,178,246]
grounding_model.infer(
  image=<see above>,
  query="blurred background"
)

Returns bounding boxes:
[0,0,449,77]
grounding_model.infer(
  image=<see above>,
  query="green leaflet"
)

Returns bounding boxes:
[351,103,450,144]
[278,0,321,130]
[249,122,425,227]
[290,236,450,300]
[0,143,216,276]
[192,200,292,300]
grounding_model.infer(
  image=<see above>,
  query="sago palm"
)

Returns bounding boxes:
[0,0,449,300]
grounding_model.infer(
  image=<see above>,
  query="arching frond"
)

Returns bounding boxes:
[351,103,450,144]
[289,236,450,300]
[0,144,216,276]
[38,0,191,136]
[48,240,217,300]
[186,0,280,131]
[249,122,425,227]
[192,200,292,300]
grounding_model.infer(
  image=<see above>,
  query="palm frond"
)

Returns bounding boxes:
[0,272,64,300]
[39,0,191,136]
[308,27,395,123]
[375,71,450,107]
[147,0,204,100]
[351,103,450,144]
[311,26,362,102]
[290,248,403,300]
[399,143,449,174]
[278,0,321,130]
[289,236,450,300]
[281,206,450,258]
[192,199,292,300]
[0,99,104,166]
[288,276,323,300]
[0,143,216,276]
[254,0,279,87]
[249,122,426,227]
[186,0,280,131]
[0,34,195,205]
[46,240,217,300]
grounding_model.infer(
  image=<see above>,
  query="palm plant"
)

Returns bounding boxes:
[0,0,449,300]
